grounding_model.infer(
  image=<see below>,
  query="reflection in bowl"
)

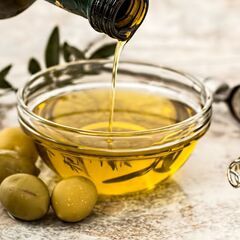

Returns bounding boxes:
[17,61,212,195]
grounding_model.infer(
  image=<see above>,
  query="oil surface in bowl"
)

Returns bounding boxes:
[33,87,202,195]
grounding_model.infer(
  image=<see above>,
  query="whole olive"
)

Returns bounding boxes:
[0,127,38,162]
[0,150,40,183]
[0,174,50,221]
[51,177,98,222]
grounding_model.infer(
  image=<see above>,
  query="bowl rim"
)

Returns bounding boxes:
[17,60,213,138]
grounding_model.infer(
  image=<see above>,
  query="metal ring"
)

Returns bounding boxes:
[228,158,240,188]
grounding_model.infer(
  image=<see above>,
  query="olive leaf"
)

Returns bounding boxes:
[0,65,12,79]
[107,161,118,171]
[45,26,60,68]
[103,158,162,184]
[63,156,89,176]
[154,151,182,173]
[0,65,16,91]
[64,156,83,173]
[106,160,132,171]
[62,42,85,62]
[124,161,132,167]
[0,26,117,95]
[28,58,42,75]
[62,42,71,62]
[89,43,116,59]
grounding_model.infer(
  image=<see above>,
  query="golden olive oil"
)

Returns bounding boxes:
[33,87,204,195]
[109,41,126,133]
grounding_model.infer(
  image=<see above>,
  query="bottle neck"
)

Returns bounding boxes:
[89,0,148,41]
[47,0,148,41]
[46,0,93,17]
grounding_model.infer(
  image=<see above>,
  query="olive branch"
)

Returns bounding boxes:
[0,26,116,95]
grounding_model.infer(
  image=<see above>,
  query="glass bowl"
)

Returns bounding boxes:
[17,60,212,195]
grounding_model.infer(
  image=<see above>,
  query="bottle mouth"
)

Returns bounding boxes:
[90,0,149,41]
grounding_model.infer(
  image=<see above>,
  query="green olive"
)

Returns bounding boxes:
[0,150,40,183]
[51,177,98,222]
[0,127,38,162]
[0,174,50,221]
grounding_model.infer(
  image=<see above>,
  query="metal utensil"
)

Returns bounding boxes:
[203,78,240,188]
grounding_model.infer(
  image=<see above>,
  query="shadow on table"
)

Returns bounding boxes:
[92,178,192,217]
[16,178,193,224]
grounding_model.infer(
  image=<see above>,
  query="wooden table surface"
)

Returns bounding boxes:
[1,1,240,239]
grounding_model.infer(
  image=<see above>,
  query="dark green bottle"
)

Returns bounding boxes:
[0,0,149,40]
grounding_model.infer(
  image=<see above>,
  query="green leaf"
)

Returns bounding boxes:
[0,65,16,91]
[89,43,116,59]
[0,80,13,90]
[62,42,71,62]
[63,156,89,176]
[62,42,85,62]
[154,151,182,173]
[124,161,132,167]
[28,58,42,75]
[103,159,162,184]
[107,161,117,171]
[45,26,60,68]
[0,65,12,79]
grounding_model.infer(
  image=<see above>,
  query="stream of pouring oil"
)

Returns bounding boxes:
[108,41,126,133]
